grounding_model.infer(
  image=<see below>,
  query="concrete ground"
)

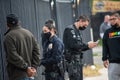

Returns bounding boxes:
[84,68,108,80]
[84,46,108,80]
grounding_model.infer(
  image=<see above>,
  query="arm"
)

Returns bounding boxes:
[102,33,109,61]
[32,37,40,69]
[102,31,109,68]
[80,43,89,51]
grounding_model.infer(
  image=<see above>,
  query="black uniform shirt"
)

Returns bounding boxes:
[63,25,89,52]
[42,35,64,65]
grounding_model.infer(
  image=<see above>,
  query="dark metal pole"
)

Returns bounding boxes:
[0,29,3,80]
[71,0,78,22]
[75,0,78,20]
[71,0,76,22]
[49,0,58,32]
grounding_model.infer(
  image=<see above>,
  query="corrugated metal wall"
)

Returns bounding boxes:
[0,0,10,80]
[78,0,94,65]
[0,0,92,80]
[56,2,73,39]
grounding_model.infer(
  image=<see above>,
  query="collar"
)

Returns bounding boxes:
[111,26,120,30]
[49,35,57,42]
[4,26,21,35]
[73,24,80,32]
[9,26,21,30]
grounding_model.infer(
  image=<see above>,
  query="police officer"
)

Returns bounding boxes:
[63,15,97,80]
[41,21,64,80]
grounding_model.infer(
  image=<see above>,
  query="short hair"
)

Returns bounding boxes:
[76,15,89,22]
[6,14,19,26]
[105,15,110,18]
[110,12,120,18]
[45,19,56,27]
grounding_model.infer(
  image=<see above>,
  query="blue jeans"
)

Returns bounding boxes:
[20,77,34,80]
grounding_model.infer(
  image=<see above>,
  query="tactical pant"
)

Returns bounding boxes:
[44,64,64,80]
[66,54,83,80]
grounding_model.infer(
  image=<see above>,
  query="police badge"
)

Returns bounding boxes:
[48,43,53,49]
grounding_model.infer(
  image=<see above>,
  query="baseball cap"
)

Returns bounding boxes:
[6,14,18,25]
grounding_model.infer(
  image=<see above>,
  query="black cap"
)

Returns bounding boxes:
[6,14,19,25]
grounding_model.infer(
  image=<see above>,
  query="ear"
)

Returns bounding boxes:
[79,19,82,22]
[7,23,10,27]
[50,28,54,33]
[118,18,120,20]
[51,28,54,31]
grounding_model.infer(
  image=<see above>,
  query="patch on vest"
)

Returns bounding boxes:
[71,30,76,38]
[48,43,53,49]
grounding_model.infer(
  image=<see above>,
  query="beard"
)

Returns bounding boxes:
[111,23,119,29]
[79,26,86,30]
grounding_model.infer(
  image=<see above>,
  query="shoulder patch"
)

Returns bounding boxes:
[71,30,75,35]
[70,30,76,38]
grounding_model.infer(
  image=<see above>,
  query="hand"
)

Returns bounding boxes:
[31,67,36,76]
[88,41,97,49]
[26,67,36,77]
[103,60,109,68]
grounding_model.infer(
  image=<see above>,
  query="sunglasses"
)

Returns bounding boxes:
[109,18,117,21]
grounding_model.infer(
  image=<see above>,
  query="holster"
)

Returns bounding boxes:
[57,61,64,77]
[64,49,83,61]
[64,50,72,62]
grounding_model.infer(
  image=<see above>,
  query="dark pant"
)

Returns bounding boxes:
[45,72,64,80]
[66,54,83,80]
[19,77,34,80]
